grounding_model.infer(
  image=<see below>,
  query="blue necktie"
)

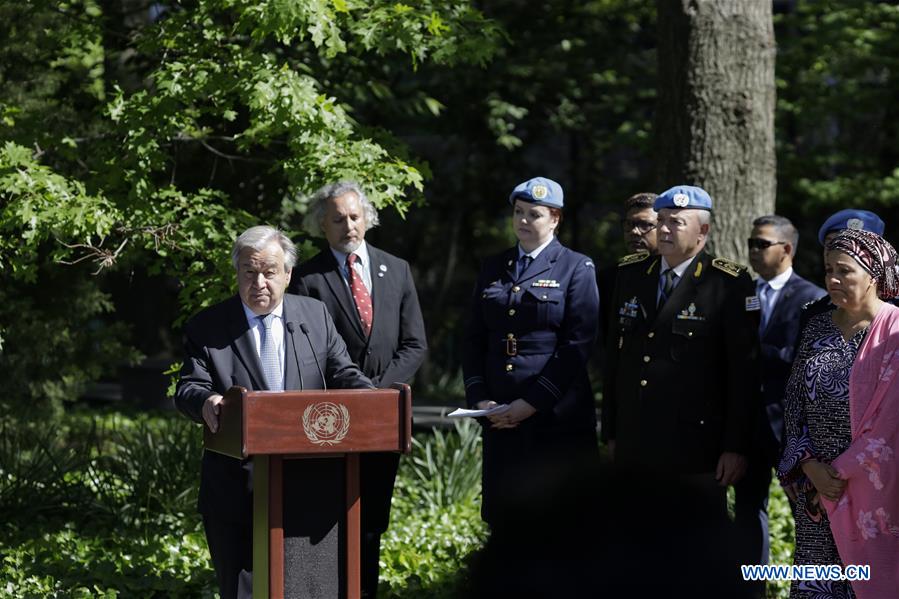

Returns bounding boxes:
[515,255,533,280]
[759,283,773,331]
[258,314,282,391]
[658,268,677,308]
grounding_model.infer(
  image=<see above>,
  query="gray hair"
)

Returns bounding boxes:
[753,214,799,256]
[658,207,712,227]
[303,181,380,236]
[696,209,711,226]
[231,225,298,271]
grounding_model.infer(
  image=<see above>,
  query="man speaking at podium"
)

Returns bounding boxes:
[175,225,372,599]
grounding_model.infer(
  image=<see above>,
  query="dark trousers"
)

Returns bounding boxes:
[202,512,252,599]
[359,451,400,598]
[734,459,772,565]
[734,457,772,598]
[361,532,381,598]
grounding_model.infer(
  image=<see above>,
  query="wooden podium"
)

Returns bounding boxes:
[204,384,412,599]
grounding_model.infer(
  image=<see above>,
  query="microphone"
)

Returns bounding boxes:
[299,322,326,390]
[285,321,304,390]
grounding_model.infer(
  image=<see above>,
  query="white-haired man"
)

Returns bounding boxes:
[175,225,373,599]
[602,186,762,535]
[289,182,427,598]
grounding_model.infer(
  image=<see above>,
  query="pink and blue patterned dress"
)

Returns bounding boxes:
[777,311,865,599]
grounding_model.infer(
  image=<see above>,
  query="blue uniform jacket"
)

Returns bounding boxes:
[463,238,599,431]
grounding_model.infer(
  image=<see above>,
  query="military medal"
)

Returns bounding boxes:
[676,302,705,321]
[618,296,640,319]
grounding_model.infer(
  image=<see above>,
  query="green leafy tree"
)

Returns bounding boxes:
[775,0,899,265]
[0,0,501,416]
[341,0,658,384]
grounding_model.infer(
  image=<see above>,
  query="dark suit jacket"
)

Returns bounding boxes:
[174,293,373,523]
[758,272,826,460]
[288,244,427,533]
[596,263,617,348]
[289,245,427,388]
[601,250,762,474]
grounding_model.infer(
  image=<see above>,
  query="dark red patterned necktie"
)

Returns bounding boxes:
[347,253,372,336]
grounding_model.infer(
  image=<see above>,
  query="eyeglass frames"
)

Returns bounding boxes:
[623,219,657,235]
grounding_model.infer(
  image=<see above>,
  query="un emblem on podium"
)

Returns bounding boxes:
[302,402,350,446]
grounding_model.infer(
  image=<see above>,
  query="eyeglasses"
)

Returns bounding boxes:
[623,219,657,235]
[747,238,787,250]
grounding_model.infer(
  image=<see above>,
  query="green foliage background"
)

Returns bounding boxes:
[5,0,897,409]
[0,0,500,415]
[0,410,487,598]
[2,1,898,597]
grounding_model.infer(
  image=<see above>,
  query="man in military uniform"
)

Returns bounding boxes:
[601,185,761,518]
[597,192,659,346]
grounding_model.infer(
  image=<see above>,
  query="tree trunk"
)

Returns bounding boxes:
[655,0,776,265]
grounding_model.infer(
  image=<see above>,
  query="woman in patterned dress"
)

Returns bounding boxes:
[777,228,899,598]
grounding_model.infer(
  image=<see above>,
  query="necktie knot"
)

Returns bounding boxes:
[347,253,358,268]
[658,268,678,307]
[259,313,274,330]
[515,254,533,279]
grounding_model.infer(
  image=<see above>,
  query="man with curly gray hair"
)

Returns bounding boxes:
[289,181,427,598]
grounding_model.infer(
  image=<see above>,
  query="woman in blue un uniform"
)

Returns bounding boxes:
[463,176,600,529]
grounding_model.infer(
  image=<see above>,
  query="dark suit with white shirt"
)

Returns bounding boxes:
[756,271,826,457]
[735,270,825,568]
[175,293,372,599]
[289,243,427,596]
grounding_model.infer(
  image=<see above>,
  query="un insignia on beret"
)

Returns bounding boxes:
[847,218,864,230]
[673,193,689,207]
[532,185,548,199]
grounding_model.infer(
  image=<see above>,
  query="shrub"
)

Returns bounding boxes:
[767,478,794,599]
[380,419,487,598]
[1,409,488,597]
[0,408,215,597]
[400,418,483,509]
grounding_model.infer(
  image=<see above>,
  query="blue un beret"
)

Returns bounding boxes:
[817,209,885,246]
[509,177,564,209]
[653,185,713,212]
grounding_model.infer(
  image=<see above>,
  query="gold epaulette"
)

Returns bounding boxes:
[618,251,650,267]
[711,257,748,277]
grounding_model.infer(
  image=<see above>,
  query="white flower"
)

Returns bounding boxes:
[858,510,879,540]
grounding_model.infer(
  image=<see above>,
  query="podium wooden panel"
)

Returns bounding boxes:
[204,384,412,599]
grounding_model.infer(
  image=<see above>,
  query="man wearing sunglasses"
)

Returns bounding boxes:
[737,215,825,583]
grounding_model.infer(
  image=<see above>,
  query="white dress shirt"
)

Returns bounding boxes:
[330,240,373,293]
